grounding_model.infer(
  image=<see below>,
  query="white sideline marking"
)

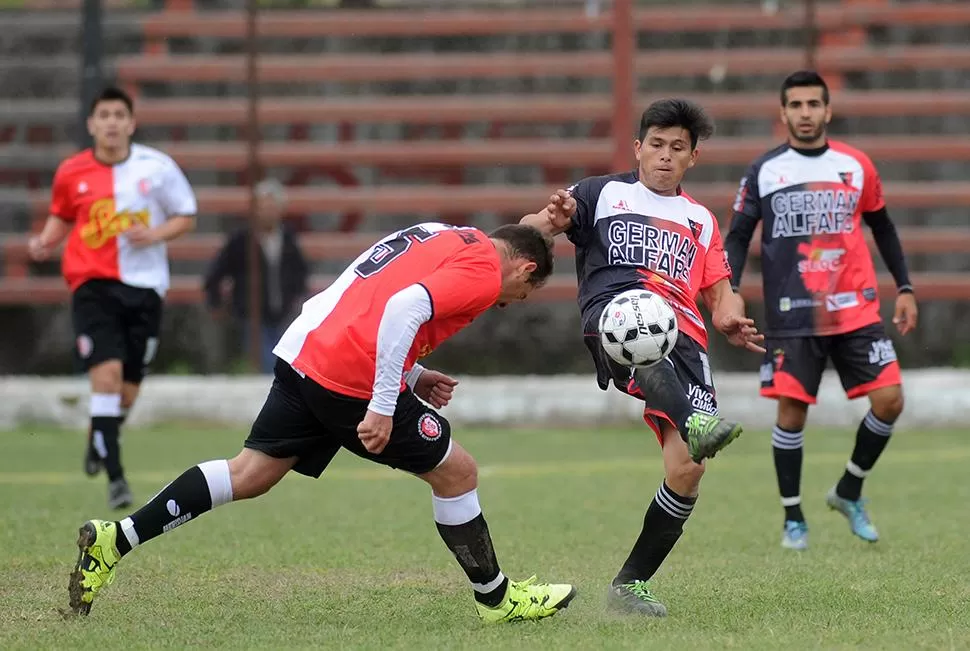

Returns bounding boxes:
[0,446,967,486]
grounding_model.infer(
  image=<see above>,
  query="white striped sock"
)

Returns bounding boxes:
[863,411,894,437]
[772,426,804,451]
[655,483,695,520]
[846,461,869,478]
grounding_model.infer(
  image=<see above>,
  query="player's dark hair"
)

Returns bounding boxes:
[637,98,714,150]
[780,70,830,106]
[489,224,554,286]
[89,86,134,116]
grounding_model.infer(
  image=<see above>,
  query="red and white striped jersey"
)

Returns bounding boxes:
[49,144,197,296]
[274,223,502,400]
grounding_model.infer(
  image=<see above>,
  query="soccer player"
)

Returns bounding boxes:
[28,86,197,509]
[67,222,577,623]
[521,99,765,617]
[724,70,918,550]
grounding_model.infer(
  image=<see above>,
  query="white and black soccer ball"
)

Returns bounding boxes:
[599,289,679,367]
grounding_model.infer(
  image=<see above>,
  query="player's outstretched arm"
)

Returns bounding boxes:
[27,215,72,261]
[519,189,576,237]
[702,278,766,353]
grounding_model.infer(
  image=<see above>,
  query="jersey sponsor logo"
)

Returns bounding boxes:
[417,413,443,441]
[770,188,860,238]
[80,199,151,249]
[607,220,698,283]
[779,297,819,312]
[862,287,877,302]
[611,199,632,212]
[797,247,846,273]
[839,171,854,186]
[825,291,859,312]
[868,339,897,366]
[687,383,717,415]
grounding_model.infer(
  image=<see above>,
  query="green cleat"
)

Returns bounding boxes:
[68,520,122,615]
[607,580,668,617]
[684,412,743,463]
[476,576,576,623]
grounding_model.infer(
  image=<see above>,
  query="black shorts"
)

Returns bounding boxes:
[245,359,453,478]
[71,279,163,384]
[760,322,902,404]
[585,331,718,445]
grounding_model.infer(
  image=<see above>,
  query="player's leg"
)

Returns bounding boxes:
[332,390,575,623]
[597,331,740,463]
[68,360,328,615]
[760,336,826,550]
[73,281,128,499]
[608,420,702,617]
[827,324,904,542]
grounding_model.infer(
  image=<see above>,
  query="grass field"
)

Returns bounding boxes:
[2,422,968,650]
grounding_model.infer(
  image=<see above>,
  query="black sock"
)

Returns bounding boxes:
[92,416,124,481]
[113,460,234,557]
[771,425,805,523]
[633,363,694,441]
[433,491,508,608]
[614,482,696,585]
[836,411,894,501]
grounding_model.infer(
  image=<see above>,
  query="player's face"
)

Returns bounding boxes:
[496,260,540,307]
[634,126,698,196]
[87,100,135,152]
[256,193,284,229]
[781,86,831,146]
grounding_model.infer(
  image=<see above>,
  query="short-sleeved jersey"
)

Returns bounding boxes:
[49,144,197,296]
[273,223,502,400]
[731,140,885,337]
[567,171,732,350]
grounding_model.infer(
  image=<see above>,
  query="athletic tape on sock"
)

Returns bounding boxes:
[432,489,482,526]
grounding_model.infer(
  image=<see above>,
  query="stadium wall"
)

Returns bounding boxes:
[1,370,965,431]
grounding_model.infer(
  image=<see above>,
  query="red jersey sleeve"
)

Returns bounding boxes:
[418,244,502,320]
[859,152,886,213]
[48,161,74,220]
[700,215,732,290]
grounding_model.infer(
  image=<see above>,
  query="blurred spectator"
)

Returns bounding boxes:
[204,179,309,373]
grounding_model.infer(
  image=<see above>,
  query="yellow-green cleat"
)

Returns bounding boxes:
[68,520,122,615]
[475,576,576,623]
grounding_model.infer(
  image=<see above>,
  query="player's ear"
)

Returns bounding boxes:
[633,140,642,162]
[86,115,96,137]
[823,104,832,125]
[126,117,137,137]
[521,260,537,279]
[687,147,699,168]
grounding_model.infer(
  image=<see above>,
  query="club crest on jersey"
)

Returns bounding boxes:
[839,171,854,186]
[417,414,442,441]
[688,219,704,240]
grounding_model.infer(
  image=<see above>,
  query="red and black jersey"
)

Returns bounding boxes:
[726,141,885,337]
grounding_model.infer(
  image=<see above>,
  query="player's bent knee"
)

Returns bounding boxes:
[227,449,295,500]
[777,397,809,431]
[666,458,705,496]
[870,385,904,422]
[89,360,123,394]
[419,441,478,498]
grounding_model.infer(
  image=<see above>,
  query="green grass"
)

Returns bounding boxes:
[1,423,968,650]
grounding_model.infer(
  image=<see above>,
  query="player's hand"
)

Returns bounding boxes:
[717,314,766,353]
[893,292,918,336]
[413,369,459,409]
[125,224,159,247]
[27,235,51,262]
[357,409,393,454]
[545,189,577,231]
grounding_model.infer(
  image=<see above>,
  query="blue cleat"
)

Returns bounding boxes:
[826,487,879,542]
[781,520,809,550]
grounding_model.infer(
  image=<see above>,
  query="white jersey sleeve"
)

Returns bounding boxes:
[159,156,198,217]
[368,284,434,415]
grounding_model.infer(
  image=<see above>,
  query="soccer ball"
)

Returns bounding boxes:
[599,289,679,367]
